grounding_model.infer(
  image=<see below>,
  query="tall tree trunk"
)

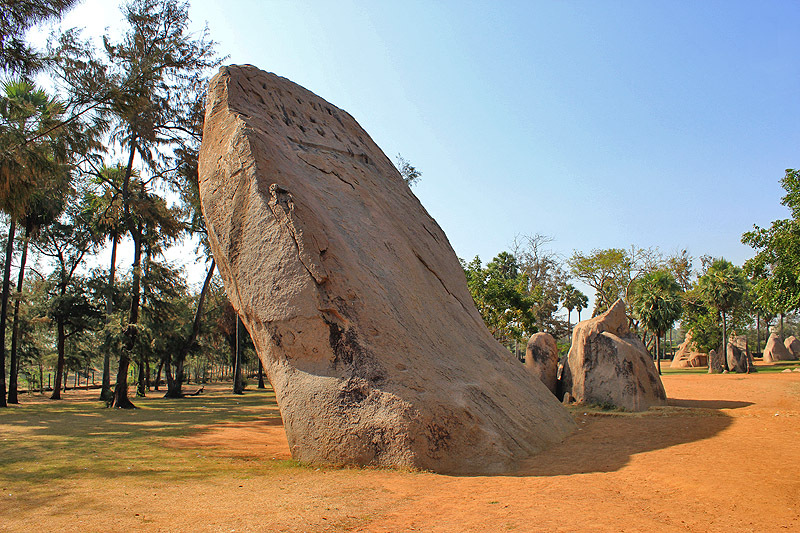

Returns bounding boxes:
[113,224,141,409]
[136,356,146,397]
[0,218,16,407]
[8,221,31,404]
[145,356,151,390]
[51,318,66,400]
[233,314,244,394]
[165,259,215,398]
[669,328,673,360]
[722,312,730,372]
[100,233,118,403]
[780,313,784,339]
[113,138,138,408]
[656,334,662,375]
[257,359,265,389]
[165,353,175,392]
[756,312,761,356]
[566,309,571,342]
[153,356,164,391]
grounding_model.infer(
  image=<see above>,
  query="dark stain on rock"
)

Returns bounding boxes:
[338,378,367,404]
[427,422,451,453]
[326,318,358,367]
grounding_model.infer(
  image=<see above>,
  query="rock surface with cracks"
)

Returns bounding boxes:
[198,65,574,474]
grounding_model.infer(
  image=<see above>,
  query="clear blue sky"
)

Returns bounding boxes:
[49,0,800,291]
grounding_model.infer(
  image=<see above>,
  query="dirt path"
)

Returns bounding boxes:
[3,372,800,532]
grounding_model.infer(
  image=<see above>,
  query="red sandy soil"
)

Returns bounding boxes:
[5,370,800,532]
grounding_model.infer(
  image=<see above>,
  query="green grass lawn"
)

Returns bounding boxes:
[0,385,305,491]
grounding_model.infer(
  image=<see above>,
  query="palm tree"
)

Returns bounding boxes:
[631,271,683,374]
[0,79,70,406]
[561,284,588,340]
[698,259,747,373]
[7,166,68,403]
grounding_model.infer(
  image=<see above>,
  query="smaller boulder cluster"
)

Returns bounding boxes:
[525,333,559,396]
[727,335,755,373]
[524,299,667,412]
[764,332,798,362]
[670,331,707,369]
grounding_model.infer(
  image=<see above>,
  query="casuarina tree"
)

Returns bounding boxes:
[52,0,221,407]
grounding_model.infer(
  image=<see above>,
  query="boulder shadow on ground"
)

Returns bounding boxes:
[667,398,753,410]
[517,404,737,477]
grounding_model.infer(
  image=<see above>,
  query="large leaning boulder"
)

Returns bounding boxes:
[670,331,708,368]
[764,332,796,362]
[727,335,755,373]
[198,65,574,474]
[525,332,559,396]
[558,299,667,411]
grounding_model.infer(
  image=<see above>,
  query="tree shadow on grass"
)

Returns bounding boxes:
[0,387,285,484]
[517,403,739,477]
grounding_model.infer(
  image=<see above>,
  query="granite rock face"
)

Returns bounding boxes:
[559,299,667,411]
[198,65,574,474]
[525,332,559,396]
[764,333,795,362]
[670,331,708,369]
[727,335,755,373]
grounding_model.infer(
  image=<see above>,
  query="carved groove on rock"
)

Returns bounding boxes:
[266,183,329,284]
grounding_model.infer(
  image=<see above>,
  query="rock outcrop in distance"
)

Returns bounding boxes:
[198,65,574,474]
[727,334,755,373]
[764,332,796,362]
[559,299,667,411]
[670,330,708,369]
[784,336,800,358]
[525,332,559,396]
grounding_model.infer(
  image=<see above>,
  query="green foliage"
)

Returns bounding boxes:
[561,284,588,314]
[567,246,663,316]
[682,258,749,357]
[0,79,69,220]
[698,259,747,317]
[630,270,683,338]
[0,0,80,75]
[742,169,800,318]
[568,248,629,315]
[462,253,538,342]
[138,260,192,366]
[396,153,422,187]
[681,287,722,354]
[512,234,569,336]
